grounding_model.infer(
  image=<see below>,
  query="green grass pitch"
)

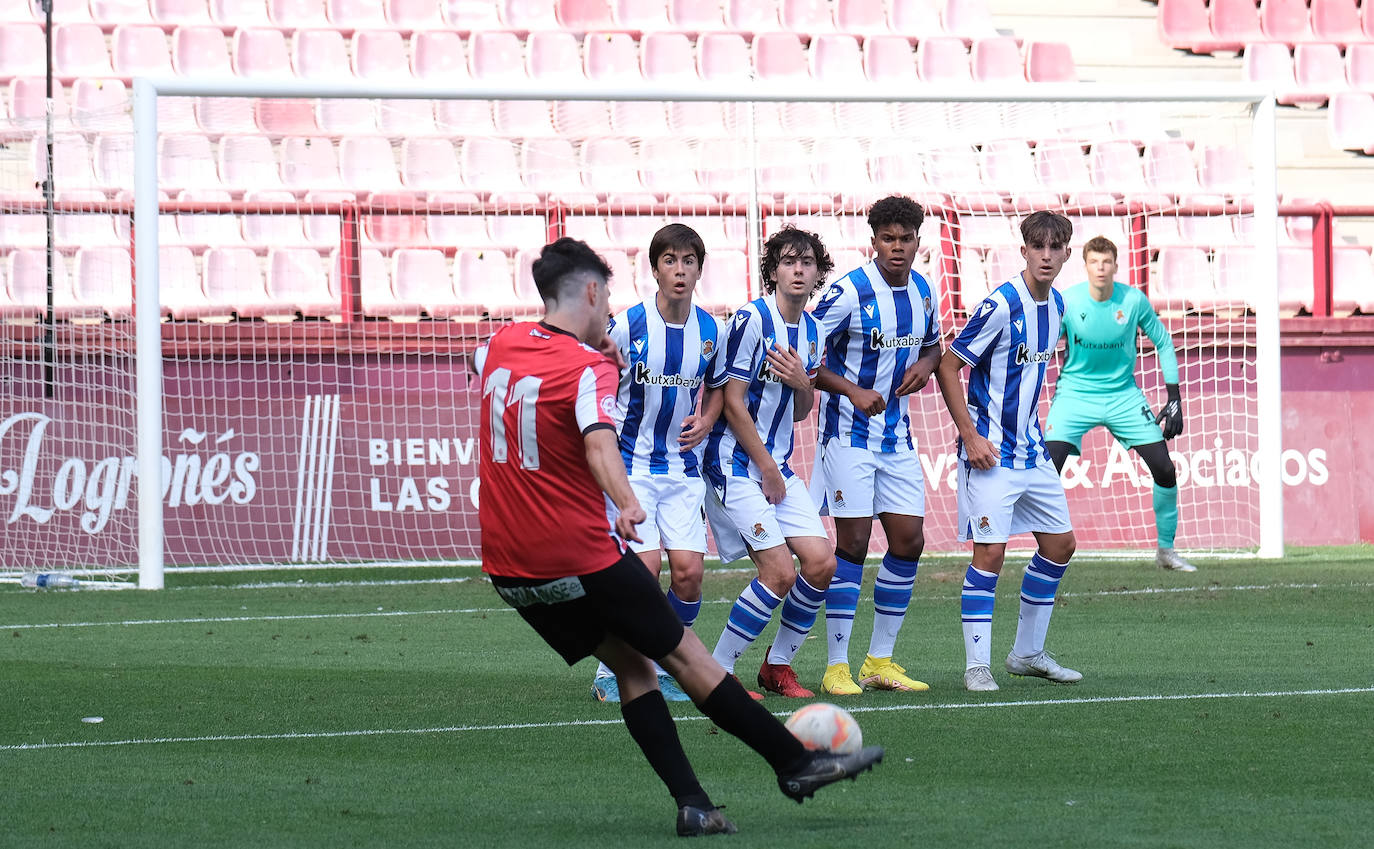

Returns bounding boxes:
[3,546,1372,848]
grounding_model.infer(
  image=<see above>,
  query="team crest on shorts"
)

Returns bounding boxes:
[833,489,846,508]
[978,516,992,534]
[752,523,769,540]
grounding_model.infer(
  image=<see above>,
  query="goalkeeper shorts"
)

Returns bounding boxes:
[1045,387,1164,453]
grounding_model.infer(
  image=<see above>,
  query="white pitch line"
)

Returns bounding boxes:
[5,580,1369,632]
[5,686,1371,753]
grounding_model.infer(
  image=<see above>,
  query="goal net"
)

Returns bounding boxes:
[0,80,1280,586]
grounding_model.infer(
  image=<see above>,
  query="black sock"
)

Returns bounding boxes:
[622,690,711,810]
[698,675,807,773]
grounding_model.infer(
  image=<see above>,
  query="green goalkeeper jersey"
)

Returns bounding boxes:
[1056,281,1179,395]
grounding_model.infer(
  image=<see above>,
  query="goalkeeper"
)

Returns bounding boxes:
[1044,236,1196,572]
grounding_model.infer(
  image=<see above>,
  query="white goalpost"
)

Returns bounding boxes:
[0,77,1282,589]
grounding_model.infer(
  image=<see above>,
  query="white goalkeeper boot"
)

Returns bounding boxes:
[1155,547,1197,572]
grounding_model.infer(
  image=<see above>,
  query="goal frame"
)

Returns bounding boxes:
[129,77,1284,589]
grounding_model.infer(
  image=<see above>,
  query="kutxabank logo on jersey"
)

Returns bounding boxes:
[869,328,922,351]
[1015,343,1054,365]
[631,361,703,388]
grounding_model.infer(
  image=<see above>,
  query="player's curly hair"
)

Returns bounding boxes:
[866,195,925,233]
[760,225,834,295]
[1020,211,1073,247]
[531,237,613,302]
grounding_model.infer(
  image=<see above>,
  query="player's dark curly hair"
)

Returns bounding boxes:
[867,195,925,233]
[531,237,613,302]
[1020,211,1073,247]
[760,225,834,296]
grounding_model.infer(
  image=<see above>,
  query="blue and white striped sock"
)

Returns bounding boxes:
[961,565,999,669]
[1013,552,1068,657]
[712,578,782,673]
[768,575,827,665]
[869,553,919,659]
[666,587,701,629]
[824,555,864,665]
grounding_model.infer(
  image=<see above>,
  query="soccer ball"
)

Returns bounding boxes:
[784,703,862,755]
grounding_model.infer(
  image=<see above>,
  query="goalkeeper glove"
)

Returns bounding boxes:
[1155,383,1183,440]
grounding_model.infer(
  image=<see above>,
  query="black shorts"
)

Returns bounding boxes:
[489,551,686,666]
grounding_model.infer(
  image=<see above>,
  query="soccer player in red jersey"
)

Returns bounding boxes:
[479,238,883,836]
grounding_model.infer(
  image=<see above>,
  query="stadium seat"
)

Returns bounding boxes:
[53,190,118,249]
[500,0,559,31]
[1311,0,1364,46]
[211,0,273,27]
[388,248,449,320]
[327,0,388,27]
[563,214,610,246]
[641,31,695,80]
[916,36,971,83]
[449,248,512,316]
[613,0,669,33]
[281,136,342,192]
[1292,43,1346,106]
[339,136,402,192]
[781,0,834,35]
[1033,139,1098,201]
[941,0,997,42]
[1260,0,1313,43]
[152,0,214,26]
[400,138,461,192]
[173,26,235,76]
[256,98,321,135]
[0,208,45,248]
[241,189,307,248]
[1091,140,1168,206]
[1211,246,1259,314]
[1242,42,1297,94]
[971,37,1024,84]
[293,28,351,79]
[1151,246,1209,313]
[218,134,283,194]
[71,79,129,133]
[755,32,809,79]
[1025,41,1077,82]
[1347,43,1374,92]
[1177,214,1238,250]
[813,138,877,200]
[7,77,71,133]
[54,23,113,77]
[1275,246,1316,315]
[95,134,138,193]
[1332,246,1374,314]
[175,189,244,250]
[1330,89,1374,151]
[317,98,377,134]
[1197,144,1250,199]
[69,246,131,321]
[726,0,781,33]
[579,138,642,196]
[1364,0,1374,40]
[1155,0,1211,52]
[3,250,77,321]
[377,100,435,135]
[412,30,468,79]
[159,133,221,193]
[0,24,45,79]
[1144,139,1201,201]
[233,28,293,78]
[269,0,329,28]
[111,25,173,77]
[1209,0,1265,54]
[982,140,1059,210]
[112,187,179,246]
[492,247,544,317]
[667,0,725,32]
[387,0,444,28]
[637,138,702,197]
[556,0,615,31]
[264,247,337,320]
[441,0,503,29]
[435,98,497,135]
[888,0,942,39]
[698,32,752,80]
[159,245,217,321]
[33,133,94,192]
[460,137,531,199]
[91,0,154,24]
[522,137,595,203]
[696,248,747,314]
[835,0,886,36]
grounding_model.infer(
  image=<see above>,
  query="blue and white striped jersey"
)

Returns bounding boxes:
[949,275,1065,469]
[608,298,721,478]
[810,261,941,453]
[703,295,823,483]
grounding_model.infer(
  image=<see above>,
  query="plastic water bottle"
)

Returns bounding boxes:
[20,573,79,589]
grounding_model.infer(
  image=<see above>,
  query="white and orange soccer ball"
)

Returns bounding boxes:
[784,702,862,755]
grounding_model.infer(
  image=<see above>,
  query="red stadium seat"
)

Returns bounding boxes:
[71,78,129,133]
[388,248,450,320]
[613,0,669,33]
[281,136,341,192]
[812,33,866,80]
[1293,43,1346,106]
[1333,247,1374,315]
[1327,92,1374,154]
[755,32,809,79]
[667,0,725,32]
[317,99,376,133]
[339,136,402,192]
[1025,41,1076,82]
[376,99,434,135]
[889,0,943,39]
[1209,0,1264,54]
[7,77,70,131]
[1242,42,1296,92]
[864,35,918,82]
[160,245,218,321]
[412,31,468,79]
[523,137,595,203]
[1311,0,1364,46]
[293,28,351,79]
[441,0,502,29]
[55,23,113,77]
[54,190,118,249]
[265,247,337,320]
[460,137,531,198]
[1366,0,1374,40]
[204,247,274,318]
[941,0,997,42]
[641,31,695,80]
[469,30,525,78]
[1143,139,1201,201]
[781,0,834,35]
[2,251,62,321]
[269,0,329,28]
[256,98,320,135]
[241,189,307,248]
[1211,246,1258,314]
[982,140,1059,210]
[500,0,559,31]
[175,189,244,250]
[638,138,704,197]
[1348,43,1374,92]
[152,0,214,26]
[835,0,887,36]
[35,133,95,191]
[452,249,514,316]
[91,0,154,24]
[233,28,292,78]
[916,36,971,83]
[386,0,444,28]
[211,0,272,28]
[1153,246,1210,313]
[1033,139,1102,203]
[219,134,283,194]
[698,33,752,81]
[1260,0,1313,43]
[173,26,234,76]
[0,207,45,248]
[1275,246,1316,315]
[327,0,387,27]
[971,37,1024,84]
[400,138,461,192]
[556,0,615,31]
[726,0,781,34]
[159,133,221,193]
[112,25,172,77]
[1155,0,1210,51]
[1198,144,1250,199]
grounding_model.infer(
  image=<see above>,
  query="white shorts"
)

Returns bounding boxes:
[607,474,708,554]
[956,462,1073,544]
[809,440,926,519]
[704,474,827,564]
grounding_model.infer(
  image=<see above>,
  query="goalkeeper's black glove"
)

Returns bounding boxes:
[1155,383,1183,440]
